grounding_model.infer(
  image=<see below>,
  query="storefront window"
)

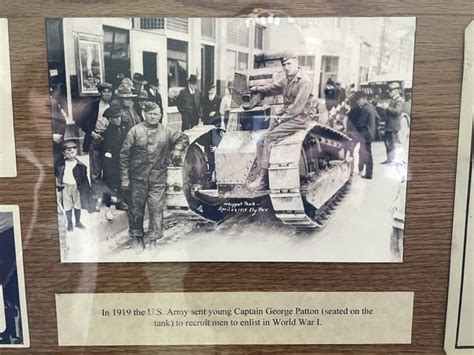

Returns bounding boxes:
[103,26,130,89]
[254,25,264,50]
[167,38,188,106]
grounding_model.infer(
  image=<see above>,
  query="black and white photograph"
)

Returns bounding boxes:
[46,17,416,263]
[0,18,17,177]
[0,206,29,348]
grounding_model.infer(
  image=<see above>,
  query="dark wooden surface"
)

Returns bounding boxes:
[0,0,472,353]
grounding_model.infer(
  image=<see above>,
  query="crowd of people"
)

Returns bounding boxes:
[51,72,195,248]
[50,60,406,249]
[323,78,406,181]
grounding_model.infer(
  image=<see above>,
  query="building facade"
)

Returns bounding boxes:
[46,17,266,132]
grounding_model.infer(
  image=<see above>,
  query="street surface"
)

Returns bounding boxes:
[61,141,405,263]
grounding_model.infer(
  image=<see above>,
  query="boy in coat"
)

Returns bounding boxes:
[56,140,96,231]
[101,106,128,220]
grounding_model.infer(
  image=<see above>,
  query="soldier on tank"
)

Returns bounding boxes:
[247,52,313,189]
[120,102,189,247]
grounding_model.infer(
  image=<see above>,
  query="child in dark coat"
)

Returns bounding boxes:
[101,106,128,220]
[55,140,96,231]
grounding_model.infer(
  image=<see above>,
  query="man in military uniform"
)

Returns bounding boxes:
[248,53,313,189]
[381,82,405,164]
[120,102,189,247]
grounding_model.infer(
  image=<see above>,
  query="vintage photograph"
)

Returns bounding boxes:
[45,17,416,263]
[0,18,17,177]
[445,21,473,353]
[0,206,29,348]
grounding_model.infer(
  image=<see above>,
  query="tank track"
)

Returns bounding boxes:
[268,122,353,231]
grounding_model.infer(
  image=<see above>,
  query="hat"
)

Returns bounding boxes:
[138,89,149,100]
[388,82,401,90]
[280,51,297,64]
[97,82,113,92]
[143,101,160,113]
[206,83,216,92]
[132,73,147,85]
[149,78,160,86]
[62,140,77,150]
[187,74,198,84]
[121,77,133,88]
[116,84,137,98]
[103,106,121,119]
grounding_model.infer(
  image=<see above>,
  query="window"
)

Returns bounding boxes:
[226,50,236,82]
[226,19,249,47]
[297,56,315,71]
[226,50,248,81]
[139,18,165,30]
[201,18,215,39]
[238,52,248,70]
[103,26,130,89]
[254,25,264,50]
[167,18,189,33]
[167,39,188,106]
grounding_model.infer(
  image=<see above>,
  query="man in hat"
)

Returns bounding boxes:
[176,74,201,131]
[350,91,378,179]
[120,102,189,247]
[201,83,221,125]
[116,84,141,133]
[131,73,147,95]
[145,77,163,117]
[74,82,113,196]
[55,140,96,231]
[101,106,129,221]
[219,82,233,129]
[380,82,405,164]
[248,52,313,189]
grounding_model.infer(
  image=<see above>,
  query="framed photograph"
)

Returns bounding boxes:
[445,21,474,354]
[75,33,104,96]
[46,17,416,263]
[0,206,29,348]
[0,18,17,177]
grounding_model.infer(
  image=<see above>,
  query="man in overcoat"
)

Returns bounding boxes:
[176,74,201,131]
[381,82,405,164]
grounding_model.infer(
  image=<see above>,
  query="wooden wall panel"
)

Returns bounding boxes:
[0,0,472,352]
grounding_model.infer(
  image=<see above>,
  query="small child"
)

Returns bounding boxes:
[55,140,96,231]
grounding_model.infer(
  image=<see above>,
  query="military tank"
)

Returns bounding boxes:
[165,61,353,231]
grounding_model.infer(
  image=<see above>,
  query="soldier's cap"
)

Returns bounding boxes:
[121,77,134,88]
[280,51,297,64]
[103,106,121,119]
[143,101,160,113]
[138,89,149,100]
[388,82,401,90]
[62,140,77,150]
[116,84,137,98]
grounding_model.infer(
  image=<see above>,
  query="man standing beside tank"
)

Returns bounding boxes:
[352,91,378,179]
[380,82,405,164]
[248,52,313,189]
[176,74,201,131]
[120,102,189,248]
